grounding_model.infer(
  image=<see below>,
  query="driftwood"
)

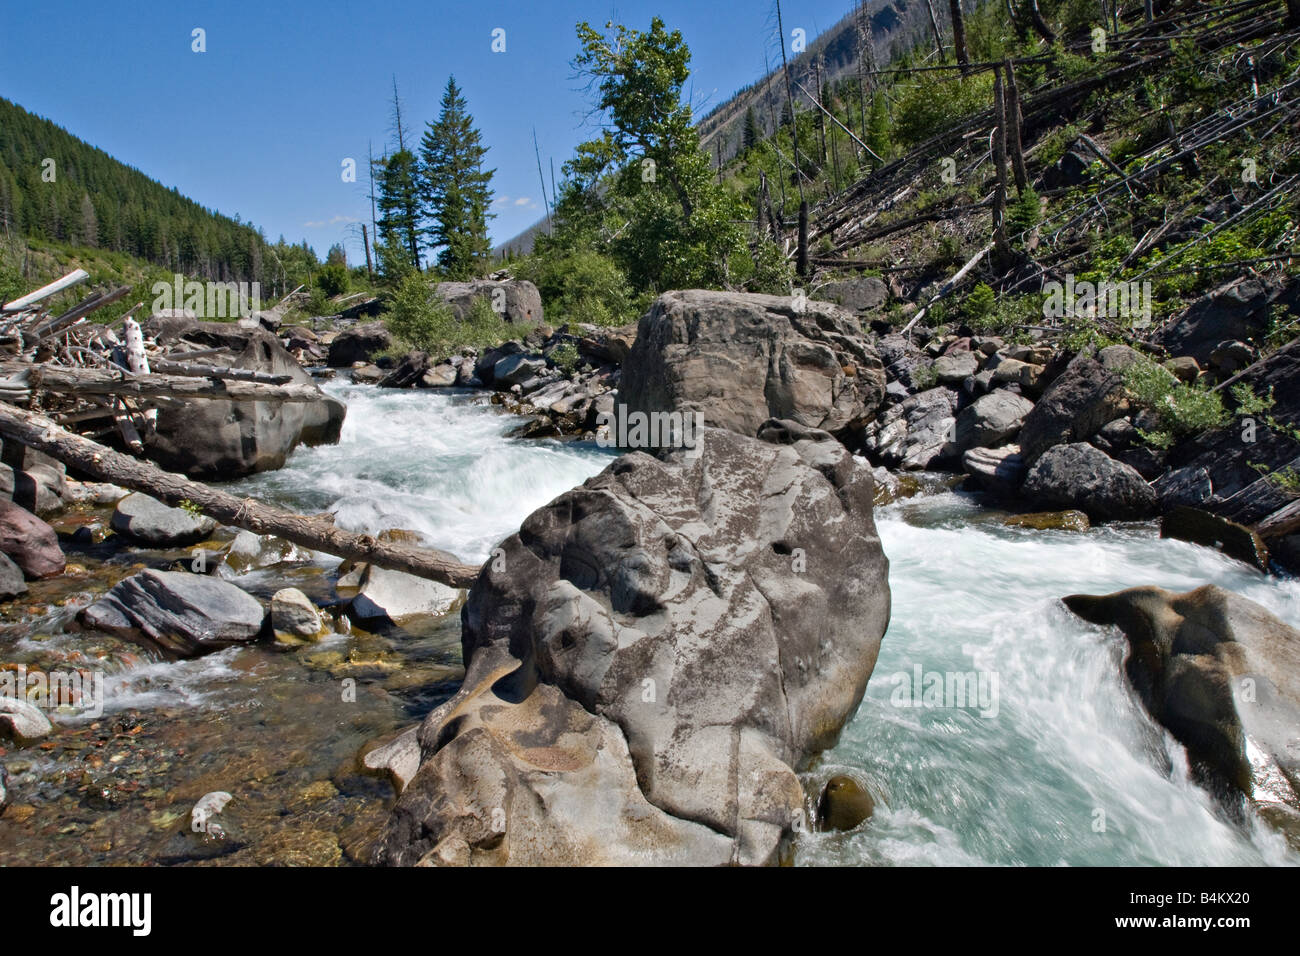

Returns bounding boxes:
[6,363,323,403]
[1,269,89,313]
[0,401,483,589]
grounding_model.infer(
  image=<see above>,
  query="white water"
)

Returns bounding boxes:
[239,383,1300,866]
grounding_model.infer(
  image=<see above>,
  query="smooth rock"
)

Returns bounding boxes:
[962,445,1026,498]
[1022,443,1157,521]
[78,569,266,658]
[271,588,324,641]
[347,565,461,625]
[954,391,1034,451]
[110,493,216,547]
[933,351,978,384]
[0,499,65,579]
[0,552,26,601]
[818,775,875,831]
[0,697,53,745]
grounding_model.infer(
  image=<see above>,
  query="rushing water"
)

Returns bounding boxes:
[2,381,1297,865]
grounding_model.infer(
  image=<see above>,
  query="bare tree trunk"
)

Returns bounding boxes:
[949,0,970,73]
[1004,60,1028,192]
[992,68,1011,258]
[776,0,806,206]
[0,401,483,589]
[361,223,373,279]
[797,201,810,278]
[924,0,947,59]
[5,363,323,404]
[1028,0,1057,42]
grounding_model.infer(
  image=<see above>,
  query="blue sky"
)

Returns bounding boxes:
[1,0,854,261]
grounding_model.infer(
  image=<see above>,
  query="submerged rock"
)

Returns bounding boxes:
[0,697,53,745]
[377,421,891,866]
[818,774,875,832]
[110,493,216,547]
[1003,510,1091,531]
[1062,584,1300,822]
[78,569,266,658]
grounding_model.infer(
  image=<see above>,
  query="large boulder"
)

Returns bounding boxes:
[0,552,26,601]
[1156,275,1297,365]
[1016,353,1128,464]
[865,386,959,470]
[620,290,886,441]
[147,326,345,479]
[78,569,266,658]
[1022,443,1156,521]
[816,276,888,315]
[954,391,1034,451]
[1062,584,1300,821]
[110,493,216,547]
[0,498,64,579]
[377,421,891,866]
[962,444,1026,498]
[0,441,65,516]
[435,280,543,326]
[327,322,392,367]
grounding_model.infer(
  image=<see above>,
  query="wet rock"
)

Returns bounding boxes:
[420,362,459,388]
[1160,506,1269,572]
[0,498,65,579]
[78,569,266,658]
[1003,510,1091,531]
[362,725,420,793]
[1017,354,1127,464]
[223,530,310,573]
[346,565,462,626]
[0,552,26,601]
[620,290,886,440]
[271,588,324,641]
[350,363,384,384]
[110,493,216,547]
[328,322,392,367]
[1022,443,1157,521]
[954,391,1034,451]
[818,774,874,831]
[378,421,890,866]
[0,697,53,745]
[1062,584,1300,810]
[156,790,243,863]
[376,350,431,388]
[962,445,1026,499]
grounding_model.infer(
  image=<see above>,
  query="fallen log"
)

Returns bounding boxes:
[0,401,483,589]
[1,269,89,313]
[4,362,323,403]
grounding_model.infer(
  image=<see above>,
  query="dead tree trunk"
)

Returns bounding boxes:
[924,0,947,59]
[949,0,970,73]
[1004,59,1028,192]
[0,401,483,589]
[992,68,1011,259]
[6,363,324,403]
[1028,0,1057,42]
[797,201,810,279]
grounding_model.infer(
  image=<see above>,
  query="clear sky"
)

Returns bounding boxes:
[1,0,855,262]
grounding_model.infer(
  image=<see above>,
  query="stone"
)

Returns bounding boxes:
[1003,510,1090,531]
[1016,354,1128,464]
[818,775,875,831]
[362,726,421,793]
[1062,584,1300,809]
[0,499,64,579]
[933,351,978,384]
[493,354,548,388]
[377,421,890,866]
[78,569,266,658]
[817,277,888,315]
[346,565,462,625]
[435,279,543,326]
[1208,340,1253,374]
[420,363,459,388]
[876,333,929,392]
[962,445,1026,499]
[0,697,53,745]
[110,493,216,547]
[1022,443,1157,521]
[0,552,26,601]
[1156,276,1282,365]
[1164,356,1201,383]
[620,290,886,440]
[0,442,65,516]
[954,391,1034,451]
[328,322,392,367]
[1160,506,1269,572]
[271,588,324,641]
[867,387,960,470]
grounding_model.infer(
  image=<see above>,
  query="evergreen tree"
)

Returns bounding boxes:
[866,92,892,162]
[419,76,495,280]
[742,107,762,151]
[374,148,421,273]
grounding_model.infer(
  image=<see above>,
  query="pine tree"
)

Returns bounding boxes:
[742,107,762,151]
[374,149,421,273]
[419,76,495,280]
[866,92,891,162]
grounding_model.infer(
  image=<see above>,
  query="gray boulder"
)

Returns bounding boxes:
[866,387,959,470]
[1063,584,1300,826]
[0,442,65,515]
[327,322,392,367]
[78,569,266,658]
[620,290,886,440]
[1156,276,1290,365]
[955,391,1034,451]
[817,276,888,315]
[493,354,548,388]
[435,279,543,326]
[378,421,891,866]
[933,351,979,385]
[1022,443,1156,521]
[0,552,26,601]
[1016,353,1128,463]
[110,493,216,547]
[0,697,53,745]
[962,445,1027,498]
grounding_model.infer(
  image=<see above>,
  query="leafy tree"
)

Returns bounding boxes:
[419,76,495,280]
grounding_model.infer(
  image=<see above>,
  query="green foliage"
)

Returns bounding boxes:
[514,245,636,327]
[894,72,994,149]
[1122,358,1227,448]
[420,76,495,279]
[1007,187,1041,242]
[374,148,422,272]
[316,263,349,297]
[963,282,996,322]
[549,341,580,376]
[383,273,512,357]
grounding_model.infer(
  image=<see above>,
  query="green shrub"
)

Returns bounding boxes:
[1123,358,1227,448]
[384,273,514,357]
[316,263,350,298]
[549,341,580,376]
[894,72,994,149]
[514,246,636,328]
